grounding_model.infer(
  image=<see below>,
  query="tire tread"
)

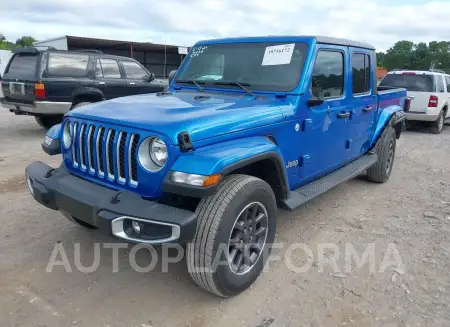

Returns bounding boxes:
[187,174,262,297]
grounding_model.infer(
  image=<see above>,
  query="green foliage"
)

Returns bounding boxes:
[0,33,37,51]
[378,40,450,72]
[15,36,36,48]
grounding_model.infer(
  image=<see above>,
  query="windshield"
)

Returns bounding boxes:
[176,42,308,92]
[379,73,435,92]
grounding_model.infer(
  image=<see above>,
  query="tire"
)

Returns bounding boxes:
[58,162,96,229]
[71,102,92,110]
[187,174,277,297]
[430,110,444,134]
[35,115,63,129]
[367,126,396,183]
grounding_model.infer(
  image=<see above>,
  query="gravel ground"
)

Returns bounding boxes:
[0,108,449,327]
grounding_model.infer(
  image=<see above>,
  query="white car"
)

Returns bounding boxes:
[379,70,450,134]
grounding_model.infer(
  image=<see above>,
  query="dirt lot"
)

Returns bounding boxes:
[0,108,449,327]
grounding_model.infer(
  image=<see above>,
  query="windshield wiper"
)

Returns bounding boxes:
[213,81,254,96]
[175,79,205,91]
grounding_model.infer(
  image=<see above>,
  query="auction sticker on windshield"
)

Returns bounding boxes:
[262,44,295,66]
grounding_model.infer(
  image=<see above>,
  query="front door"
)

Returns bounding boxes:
[121,60,163,95]
[299,47,351,179]
[345,49,377,161]
[94,58,127,99]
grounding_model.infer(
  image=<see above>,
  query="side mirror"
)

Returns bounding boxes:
[168,70,177,85]
[143,73,155,82]
[307,99,325,107]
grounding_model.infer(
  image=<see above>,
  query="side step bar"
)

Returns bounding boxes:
[280,154,378,211]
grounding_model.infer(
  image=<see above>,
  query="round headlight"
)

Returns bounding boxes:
[62,121,73,149]
[138,137,168,172]
[149,137,168,167]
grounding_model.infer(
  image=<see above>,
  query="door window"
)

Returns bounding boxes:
[96,59,121,78]
[352,53,370,94]
[311,51,344,98]
[122,61,149,79]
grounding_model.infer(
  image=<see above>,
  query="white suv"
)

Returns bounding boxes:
[379,70,450,134]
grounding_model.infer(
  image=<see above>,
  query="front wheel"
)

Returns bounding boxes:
[367,126,396,183]
[187,175,277,297]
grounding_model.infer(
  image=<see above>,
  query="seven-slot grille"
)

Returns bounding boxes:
[71,121,140,186]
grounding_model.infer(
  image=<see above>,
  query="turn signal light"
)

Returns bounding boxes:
[203,174,221,187]
[171,172,221,187]
[34,83,46,100]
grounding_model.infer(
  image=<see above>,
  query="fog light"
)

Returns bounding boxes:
[26,174,34,196]
[131,220,142,234]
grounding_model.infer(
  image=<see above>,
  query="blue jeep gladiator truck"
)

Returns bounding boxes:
[25,36,408,297]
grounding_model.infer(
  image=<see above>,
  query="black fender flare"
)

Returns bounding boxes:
[70,87,105,104]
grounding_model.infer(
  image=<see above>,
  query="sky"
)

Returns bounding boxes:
[2,0,450,52]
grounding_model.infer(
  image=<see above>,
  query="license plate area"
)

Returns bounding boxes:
[9,83,25,95]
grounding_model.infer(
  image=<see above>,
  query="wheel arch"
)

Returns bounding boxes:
[221,152,289,200]
[70,87,105,106]
[371,106,405,148]
[442,103,448,117]
[164,136,290,201]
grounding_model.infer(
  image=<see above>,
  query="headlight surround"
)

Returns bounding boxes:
[62,121,73,149]
[138,137,168,172]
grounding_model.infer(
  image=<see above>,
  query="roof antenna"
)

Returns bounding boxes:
[163,18,167,81]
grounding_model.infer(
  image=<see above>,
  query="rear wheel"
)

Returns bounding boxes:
[187,175,277,297]
[430,110,444,134]
[367,126,396,183]
[35,115,63,129]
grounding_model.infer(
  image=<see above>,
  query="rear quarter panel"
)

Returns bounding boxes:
[370,88,407,147]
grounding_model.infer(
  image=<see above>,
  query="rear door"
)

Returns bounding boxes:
[94,58,127,99]
[379,72,434,112]
[1,51,39,104]
[43,52,91,103]
[120,60,164,95]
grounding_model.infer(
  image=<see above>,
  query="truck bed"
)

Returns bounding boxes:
[377,86,407,111]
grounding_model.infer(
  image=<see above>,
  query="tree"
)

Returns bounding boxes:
[378,40,450,72]
[376,52,386,66]
[15,36,36,48]
[0,33,38,51]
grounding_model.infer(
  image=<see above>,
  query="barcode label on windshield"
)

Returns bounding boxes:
[261,44,295,66]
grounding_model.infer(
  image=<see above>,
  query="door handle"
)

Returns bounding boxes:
[98,82,106,85]
[337,112,351,119]
[362,106,374,113]
[129,82,136,85]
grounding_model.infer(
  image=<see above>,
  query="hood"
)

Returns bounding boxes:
[68,91,285,145]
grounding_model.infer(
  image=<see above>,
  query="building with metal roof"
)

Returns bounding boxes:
[34,35,189,78]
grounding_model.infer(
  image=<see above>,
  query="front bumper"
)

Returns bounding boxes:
[1,98,71,115]
[25,161,197,244]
